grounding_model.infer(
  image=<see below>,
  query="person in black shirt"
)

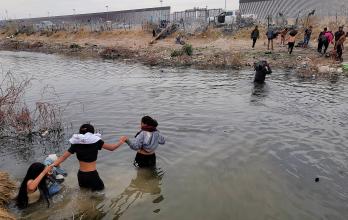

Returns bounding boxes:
[254,61,272,83]
[251,25,260,48]
[303,26,312,48]
[54,124,127,191]
[318,27,327,53]
[334,26,345,47]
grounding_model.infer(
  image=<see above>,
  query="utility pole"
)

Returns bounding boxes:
[225,0,227,10]
[5,10,8,20]
[105,5,109,21]
[73,9,76,15]
[160,0,163,7]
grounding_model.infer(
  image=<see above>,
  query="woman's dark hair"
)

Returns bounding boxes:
[79,124,95,134]
[17,162,50,209]
[141,116,158,128]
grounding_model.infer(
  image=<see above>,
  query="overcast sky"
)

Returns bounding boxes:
[0,0,239,19]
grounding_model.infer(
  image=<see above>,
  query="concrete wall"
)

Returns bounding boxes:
[14,7,170,26]
[240,0,348,19]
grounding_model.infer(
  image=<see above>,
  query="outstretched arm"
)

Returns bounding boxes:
[102,136,127,151]
[53,151,72,167]
[125,132,144,151]
[27,165,53,192]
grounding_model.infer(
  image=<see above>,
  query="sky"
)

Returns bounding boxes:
[0,0,239,19]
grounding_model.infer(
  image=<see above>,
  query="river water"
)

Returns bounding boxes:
[0,51,348,220]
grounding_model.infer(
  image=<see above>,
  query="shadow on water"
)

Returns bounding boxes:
[101,168,164,220]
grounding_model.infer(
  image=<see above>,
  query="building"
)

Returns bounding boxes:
[240,0,347,20]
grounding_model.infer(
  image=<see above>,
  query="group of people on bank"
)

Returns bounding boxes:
[250,25,347,62]
[16,116,165,209]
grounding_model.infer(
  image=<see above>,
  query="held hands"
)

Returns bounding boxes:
[119,136,128,144]
[45,164,54,175]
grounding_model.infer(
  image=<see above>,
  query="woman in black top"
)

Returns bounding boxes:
[54,124,127,191]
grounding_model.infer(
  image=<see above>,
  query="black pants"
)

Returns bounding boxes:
[252,38,257,48]
[323,41,329,54]
[77,170,104,191]
[317,39,323,53]
[337,45,343,61]
[134,152,156,168]
[288,42,295,54]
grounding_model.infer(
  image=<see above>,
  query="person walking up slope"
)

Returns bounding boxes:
[251,25,260,49]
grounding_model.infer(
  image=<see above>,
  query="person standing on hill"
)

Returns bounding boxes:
[318,27,327,53]
[323,31,334,54]
[335,32,347,62]
[280,28,288,46]
[287,34,296,54]
[266,27,275,50]
[303,26,312,48]
[251,26,260,48]
[334,26,345,48]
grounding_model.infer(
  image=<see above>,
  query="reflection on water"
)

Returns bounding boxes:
[101,168,164,220]
[0,51,348,219]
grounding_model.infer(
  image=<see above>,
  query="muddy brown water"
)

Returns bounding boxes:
[0,51,348,220]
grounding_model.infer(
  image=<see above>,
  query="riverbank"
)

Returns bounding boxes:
[0,28,347,77]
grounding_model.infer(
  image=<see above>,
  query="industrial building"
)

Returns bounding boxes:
[240,0,347,20]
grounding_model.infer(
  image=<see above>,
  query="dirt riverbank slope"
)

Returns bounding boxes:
[0,27,347,77]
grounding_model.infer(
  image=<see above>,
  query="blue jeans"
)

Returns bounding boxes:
[304,36,310,46]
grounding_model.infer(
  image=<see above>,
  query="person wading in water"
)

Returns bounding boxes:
[54,124,127,191]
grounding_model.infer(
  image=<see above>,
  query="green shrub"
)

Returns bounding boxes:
[170,50,183,57]
[182,44,193,56]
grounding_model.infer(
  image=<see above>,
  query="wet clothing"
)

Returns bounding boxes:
[254,61,272,83]
[126,130,165,153]
[27,189,41,204]
[134,152,156,168]
[127,128,165,168]
[68,139,104,162]
[77,170,104,191]
[68,132,105,191]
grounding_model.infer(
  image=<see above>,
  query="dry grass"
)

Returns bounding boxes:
[0,172,16,220]
[0,71,63,137]
[0,172,16,207]
[0,208,15,220]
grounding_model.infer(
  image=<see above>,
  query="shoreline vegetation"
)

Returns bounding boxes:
[0,26,347,78]
[0,172,16,220]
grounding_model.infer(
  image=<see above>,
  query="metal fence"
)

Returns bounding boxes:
[4,7,171,32]
[170,8,223,22]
